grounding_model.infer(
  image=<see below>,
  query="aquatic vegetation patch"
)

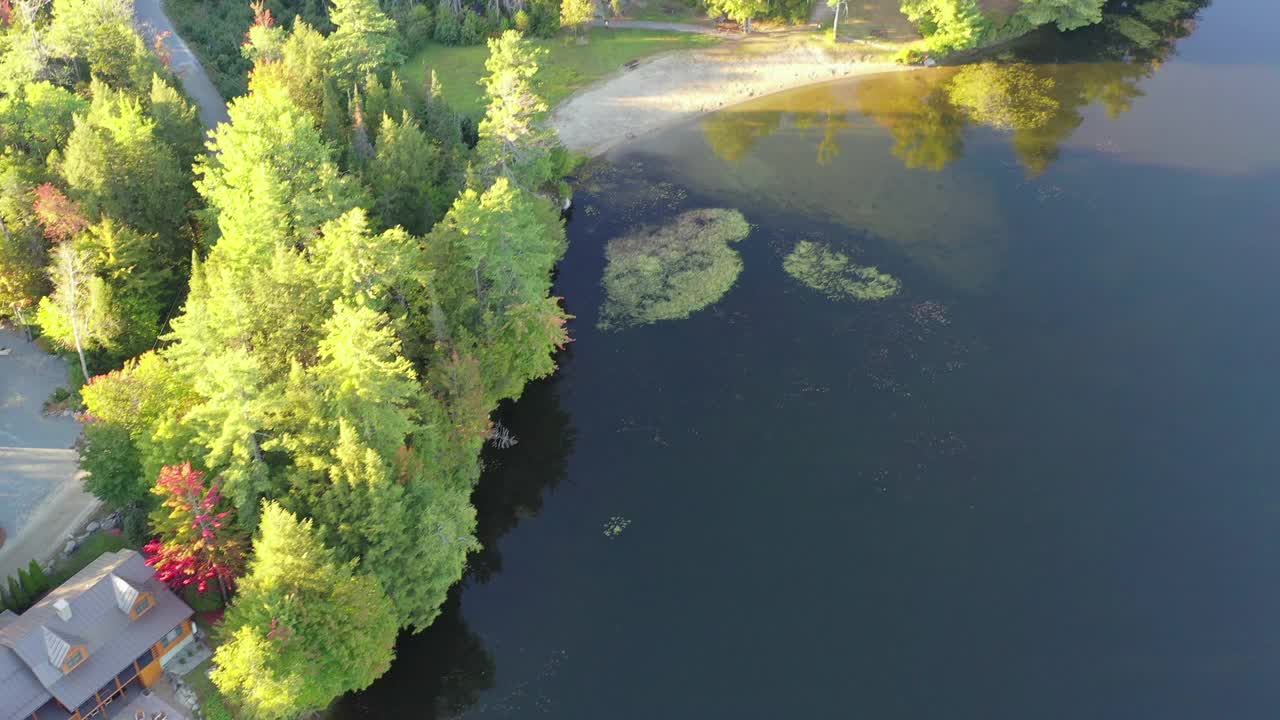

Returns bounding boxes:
[603,516,632,538]
[783,241,902,301]
[599,208,751,330]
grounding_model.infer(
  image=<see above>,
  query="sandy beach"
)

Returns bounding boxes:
[551,32,911,156]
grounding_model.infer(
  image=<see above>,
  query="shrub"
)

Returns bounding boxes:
[460,8,494,45]
[515,8,531,31]
[403,4,436,52]
[434,7,463,44]
[528,0,563,37]
[124,505,152,546]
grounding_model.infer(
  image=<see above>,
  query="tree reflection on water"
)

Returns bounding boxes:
[701,0,1207,174]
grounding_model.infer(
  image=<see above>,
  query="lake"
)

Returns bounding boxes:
[336,2,1280,717]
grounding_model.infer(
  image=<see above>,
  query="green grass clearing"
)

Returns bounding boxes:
[400,28,720,116]
[185,657,237,720]
[47,531,132,587]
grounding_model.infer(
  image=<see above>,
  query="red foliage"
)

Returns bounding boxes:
[152,30,173,68]
[244,0,275,44]
[144,463,246,595]
[0,0,12,27]
[32,183,88,244]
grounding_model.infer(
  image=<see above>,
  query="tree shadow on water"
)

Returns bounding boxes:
[330,372,576,718]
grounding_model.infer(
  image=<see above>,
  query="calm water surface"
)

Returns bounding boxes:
[337,2,1280,717]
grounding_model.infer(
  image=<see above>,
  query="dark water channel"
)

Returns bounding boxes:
[335,2,1280,717]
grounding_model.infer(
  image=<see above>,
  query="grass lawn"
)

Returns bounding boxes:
[185,657,237,720]
[47,530,132,587]
[400,27,720,116]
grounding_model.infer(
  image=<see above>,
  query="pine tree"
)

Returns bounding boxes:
[311,302,418,459]
[327,0,404,88]
[24,559,48,597]
[194,82,362,262]
[7,574,29,609]
[476,31,558,188]
[368,111,443,234]
[147,74,205,168]
[211,502,398,720]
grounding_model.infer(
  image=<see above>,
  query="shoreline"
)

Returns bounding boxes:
[550,37,915,157]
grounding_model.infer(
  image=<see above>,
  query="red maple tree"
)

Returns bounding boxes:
[32,183,88,244]
[144,463,247,602]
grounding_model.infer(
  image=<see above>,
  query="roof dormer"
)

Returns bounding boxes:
[42,626,88,673]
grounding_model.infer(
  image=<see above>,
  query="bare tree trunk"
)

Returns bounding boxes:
[831,1,840,42]
[60,250,91,381]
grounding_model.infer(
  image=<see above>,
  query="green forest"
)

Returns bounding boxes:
[1,0,572,716]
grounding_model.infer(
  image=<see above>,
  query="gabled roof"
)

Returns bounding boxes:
[0,550,194,718]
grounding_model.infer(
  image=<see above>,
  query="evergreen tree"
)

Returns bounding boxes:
[328,0,404,89]
[194,82,362,263]
[7,574,29,609]
[211,502,398,720]
[368,111,443,234]
[475,31,557,188]
[147,74,205,167]
[430,177,568,404]
[24,559,48,597]
[17,566,33,599]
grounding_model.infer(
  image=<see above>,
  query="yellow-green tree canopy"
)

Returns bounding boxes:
[212,502,399,720]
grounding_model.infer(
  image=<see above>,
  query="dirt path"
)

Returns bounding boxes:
[551,36,910,156]
[134,0,230,129]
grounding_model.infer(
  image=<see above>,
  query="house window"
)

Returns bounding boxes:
[131,594,153,617]
[134,648,155,669]
[161,624,184,646]
[64,648,87,672]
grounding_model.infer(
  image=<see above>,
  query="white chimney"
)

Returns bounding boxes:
[53,598,72,622]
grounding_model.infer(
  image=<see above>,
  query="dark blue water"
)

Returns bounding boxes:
[337,2,1280,717]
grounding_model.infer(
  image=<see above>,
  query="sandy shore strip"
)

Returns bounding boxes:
[551,36,912,156]
[0,451,101,579]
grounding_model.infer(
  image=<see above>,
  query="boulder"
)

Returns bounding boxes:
[84,521,100,533]
[63,540,77,555]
